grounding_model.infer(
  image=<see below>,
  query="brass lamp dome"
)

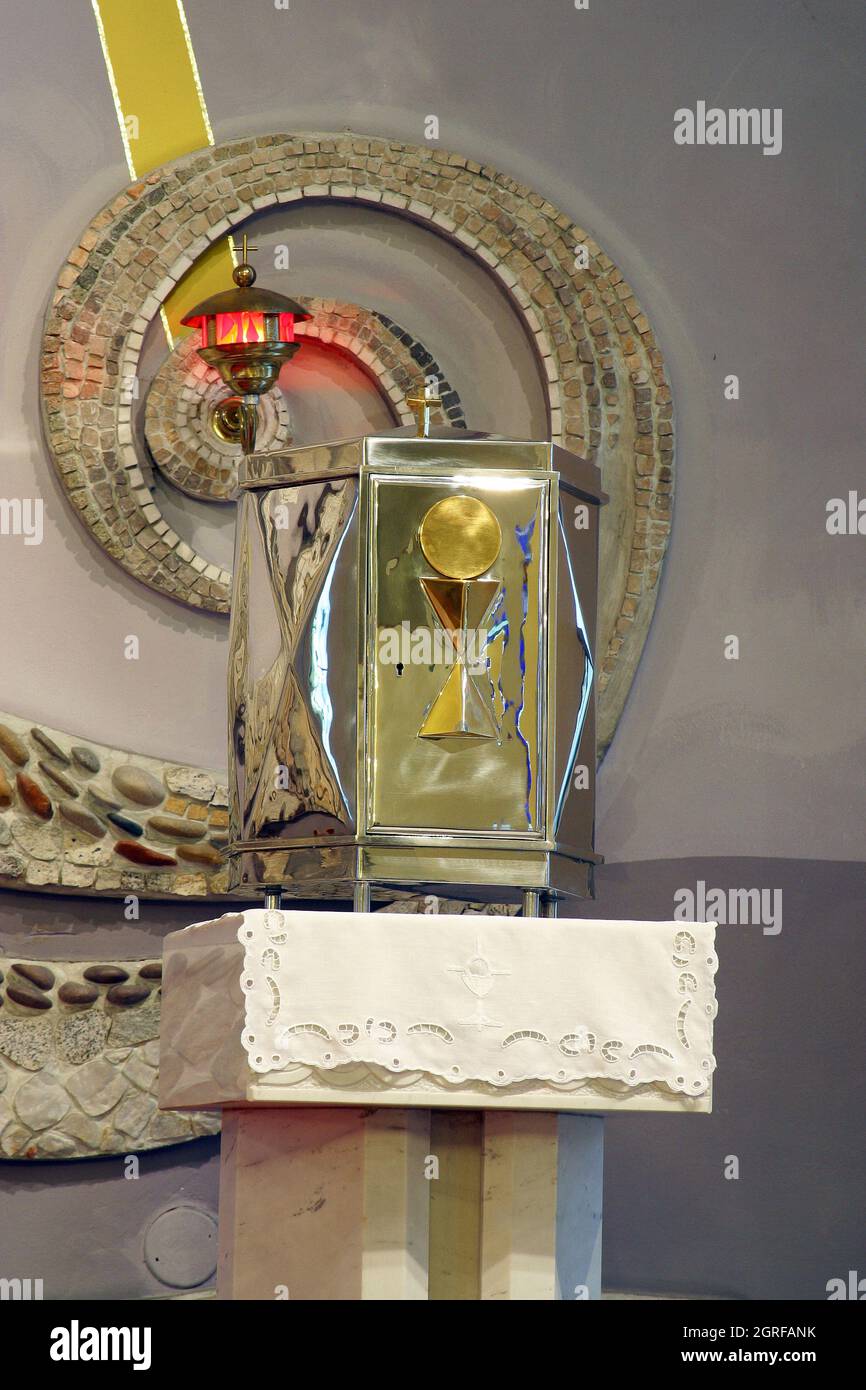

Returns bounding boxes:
[181,235,310,454]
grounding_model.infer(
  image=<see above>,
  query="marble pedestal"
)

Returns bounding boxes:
[216,1105,601,1300]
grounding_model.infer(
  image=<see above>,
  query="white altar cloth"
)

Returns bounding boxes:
[225,910,717,1098]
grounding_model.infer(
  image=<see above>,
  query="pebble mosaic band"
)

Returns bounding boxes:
[0,711,228,900]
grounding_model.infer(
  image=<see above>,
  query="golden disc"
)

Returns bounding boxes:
[418,495,502,580]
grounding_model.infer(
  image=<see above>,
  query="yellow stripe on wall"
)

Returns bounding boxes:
[91,0,234,343]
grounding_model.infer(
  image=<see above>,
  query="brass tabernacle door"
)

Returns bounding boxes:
[364,469,550,837]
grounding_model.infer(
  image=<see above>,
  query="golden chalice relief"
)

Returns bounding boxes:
[417,496,502,742]
[368,469,547,837]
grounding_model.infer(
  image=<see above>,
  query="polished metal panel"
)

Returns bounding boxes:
[552,490,597,847]
[240,435,364,488]
[364,469,549,836]
[228,478,360,848]
[226,430,604,903]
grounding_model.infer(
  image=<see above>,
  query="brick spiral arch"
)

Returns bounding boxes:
[40,132,674,753]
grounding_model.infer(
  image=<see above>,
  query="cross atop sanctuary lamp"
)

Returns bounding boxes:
[406,383,445,437]
[181,233,309,454]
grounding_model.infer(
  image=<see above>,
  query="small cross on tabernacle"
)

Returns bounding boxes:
[407,384,444,438]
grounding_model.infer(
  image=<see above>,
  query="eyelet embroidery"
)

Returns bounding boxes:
[238,914,718,1094]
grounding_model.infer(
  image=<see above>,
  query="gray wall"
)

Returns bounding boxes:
[0,0,863,1299]
[586,857,866,1300]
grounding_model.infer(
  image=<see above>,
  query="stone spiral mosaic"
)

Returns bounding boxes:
[40,130,674,752]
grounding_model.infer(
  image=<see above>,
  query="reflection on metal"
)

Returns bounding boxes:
[226,431,606,906]
[353,881,372,913]
[554,511,595,833]
[310,518,353,810]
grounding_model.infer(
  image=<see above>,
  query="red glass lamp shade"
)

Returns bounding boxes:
[181,287,309,406]
[215,311,262,346]
[204,310,298,347]
[183,308,299,349]
[180,271,309,453]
